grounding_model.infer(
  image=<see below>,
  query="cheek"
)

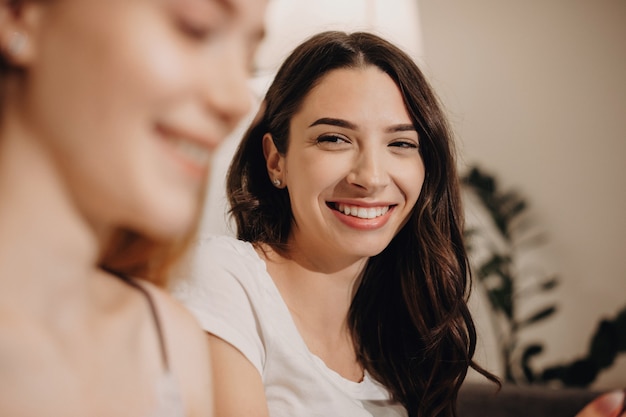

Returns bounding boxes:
[285,154,337,216]
[23,6,199,215]
[34,8,198,164]
[119,24,193,104]
[31,13,188,134]
[288,153,343,194]
[89,7,193,108]
[400,160,426,207]
[91,31,193,128]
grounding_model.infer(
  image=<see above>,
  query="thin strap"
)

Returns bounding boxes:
[102,267,170,371]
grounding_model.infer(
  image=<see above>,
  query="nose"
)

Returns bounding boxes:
[346,146,390,192]
[199,44,252,131]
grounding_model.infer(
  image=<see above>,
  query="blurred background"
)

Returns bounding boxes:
[202,0,626,390]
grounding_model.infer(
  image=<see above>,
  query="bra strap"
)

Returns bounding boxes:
[102,267,170,371]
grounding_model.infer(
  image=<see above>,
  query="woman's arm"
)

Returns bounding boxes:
[208,333,270,417]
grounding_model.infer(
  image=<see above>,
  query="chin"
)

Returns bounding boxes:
[351,235,396,257]
[134,201,198,242]
[349,243,391,259]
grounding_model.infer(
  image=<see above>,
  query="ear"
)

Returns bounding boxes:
[262,133,286,187]
[0,1,46,67]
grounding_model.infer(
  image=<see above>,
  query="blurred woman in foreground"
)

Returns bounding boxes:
[0,0,265,415]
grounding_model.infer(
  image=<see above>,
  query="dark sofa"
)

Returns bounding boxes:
[457,383,598,417]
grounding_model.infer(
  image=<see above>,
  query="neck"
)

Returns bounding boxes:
[290,232,367,317]
[0,116,104,319]
[262,242,367,339]
[260,244,367,382]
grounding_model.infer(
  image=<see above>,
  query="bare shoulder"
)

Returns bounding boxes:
[139,281,213,417]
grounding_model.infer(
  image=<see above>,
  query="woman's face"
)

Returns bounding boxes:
[6,0,266,239]
[268,66,425,266]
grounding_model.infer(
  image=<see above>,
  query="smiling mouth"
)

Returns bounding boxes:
[329,202,393,219]
[156,124,212,169]
[168,135,211,166]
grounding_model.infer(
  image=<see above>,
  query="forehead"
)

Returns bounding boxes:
[299,67,408,118]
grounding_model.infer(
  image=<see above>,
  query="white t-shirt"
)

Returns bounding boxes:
[172,234,408,417]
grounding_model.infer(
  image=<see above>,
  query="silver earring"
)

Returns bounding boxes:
[7,31,26,56]
[272,178,281,187]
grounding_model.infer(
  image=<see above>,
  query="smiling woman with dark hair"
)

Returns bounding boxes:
[173,30,497,417]
[172,28,625,417]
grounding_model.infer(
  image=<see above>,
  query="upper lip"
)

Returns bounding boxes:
[155,122,219,150]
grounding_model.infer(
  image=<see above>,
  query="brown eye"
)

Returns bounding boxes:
[316,134,349,144]
[389,140,418,149]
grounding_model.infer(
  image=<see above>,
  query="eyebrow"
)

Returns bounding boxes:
[309,117,417,134]
[214,0,235,13]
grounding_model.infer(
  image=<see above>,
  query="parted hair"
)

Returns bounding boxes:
[227,31,498,417]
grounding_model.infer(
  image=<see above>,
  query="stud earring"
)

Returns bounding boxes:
[272,178,281,187]
[7,31,26,57]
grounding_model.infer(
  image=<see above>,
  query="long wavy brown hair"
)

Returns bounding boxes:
[227,31,498,416]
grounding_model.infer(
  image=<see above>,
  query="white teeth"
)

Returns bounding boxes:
[337,203,390,219]
[172,137,211,166]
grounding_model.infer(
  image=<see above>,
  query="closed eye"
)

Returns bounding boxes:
[316,134,351,148]
[169,0,222,42]
[389,140,419,150]
[176,19,216,41]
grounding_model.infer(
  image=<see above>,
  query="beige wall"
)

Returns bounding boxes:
[417,0,626,388]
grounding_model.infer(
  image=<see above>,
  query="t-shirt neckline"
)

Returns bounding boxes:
[244,241,390,399]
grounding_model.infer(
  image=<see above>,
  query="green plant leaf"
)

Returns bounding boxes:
[521,344,543,383]
[517,306,557,329]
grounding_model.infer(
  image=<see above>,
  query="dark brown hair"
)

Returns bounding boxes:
[227,31,498,417]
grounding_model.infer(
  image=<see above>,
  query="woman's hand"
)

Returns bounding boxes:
[576,390,625,417]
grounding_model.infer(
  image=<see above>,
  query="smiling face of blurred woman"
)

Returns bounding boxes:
[0,0,266,241]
